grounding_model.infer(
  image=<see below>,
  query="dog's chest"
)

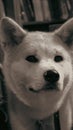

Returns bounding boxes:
[36,112,60,130]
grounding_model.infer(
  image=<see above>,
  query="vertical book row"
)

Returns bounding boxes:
[19,0,73,23]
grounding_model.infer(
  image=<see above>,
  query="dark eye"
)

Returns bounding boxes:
[26,55,38,63]
[54,55,63,62]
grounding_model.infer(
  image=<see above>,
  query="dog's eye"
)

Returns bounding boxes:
[26,55,38,63]
[54,55,63,62]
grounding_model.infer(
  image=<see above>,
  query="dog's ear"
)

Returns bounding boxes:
[0,17,27,47]
[55,18,73,46]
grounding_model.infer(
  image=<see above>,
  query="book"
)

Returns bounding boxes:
[13,0,22,26]
[66,0,71,11]
[0,0,5,19]
[69,0,73,8]
[41,0,52,21]
[27,0,35,21]
[22,0,35,22]
[32,0,44,21]
[66,0,73,16]
[20,0,28,23]
[48,0,62,20]
[60,0,69,20]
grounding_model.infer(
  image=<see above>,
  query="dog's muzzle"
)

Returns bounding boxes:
[29,70,60,93]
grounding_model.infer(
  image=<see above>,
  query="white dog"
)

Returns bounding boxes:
[0,17,73,130]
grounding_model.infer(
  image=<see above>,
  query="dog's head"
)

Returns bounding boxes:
[1,17,73,119]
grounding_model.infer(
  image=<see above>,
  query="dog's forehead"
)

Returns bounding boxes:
[25,32,54,43]
[22,31,64,51]
[23,32,55,46]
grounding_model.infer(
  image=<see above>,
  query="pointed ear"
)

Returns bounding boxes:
[0,17,27,47]
[55,18,73,46]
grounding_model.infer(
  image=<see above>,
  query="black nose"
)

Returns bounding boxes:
[44,70,59,83]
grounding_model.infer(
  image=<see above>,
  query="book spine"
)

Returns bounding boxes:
[47,0,62,20]
[32,0,44,21]
[0,0,5,19]
[22,0,34,21]
[41,0,52,21]
[60,1,69,20]
[66,0,71,11]
[27,0,35,21]
[20,0,28,23]
[69,0,73,7]
[66,0,73,16]
[13,0,22,26]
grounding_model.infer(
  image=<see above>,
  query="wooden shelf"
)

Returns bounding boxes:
[23,19,67,31]
[23,18,67,26]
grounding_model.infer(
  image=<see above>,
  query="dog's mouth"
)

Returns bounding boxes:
[29,83,58,93]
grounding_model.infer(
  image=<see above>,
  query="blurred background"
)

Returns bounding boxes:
[0,0,73,31]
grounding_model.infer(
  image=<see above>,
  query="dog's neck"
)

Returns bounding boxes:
[7,89,72,130]
[7,90,60,130]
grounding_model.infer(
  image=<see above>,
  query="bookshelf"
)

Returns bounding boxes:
[23,19,67,31]
[2,0,73,31]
